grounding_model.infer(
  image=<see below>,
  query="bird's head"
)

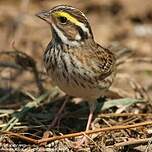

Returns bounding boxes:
[36,5,93,46]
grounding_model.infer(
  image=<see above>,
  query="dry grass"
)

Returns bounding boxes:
[0,0,152,151]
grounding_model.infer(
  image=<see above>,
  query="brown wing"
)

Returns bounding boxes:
[75,43,116,80]
[92,44,116,80]
[71,42,116,81]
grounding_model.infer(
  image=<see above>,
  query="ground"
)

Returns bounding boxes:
[0,0,152,151]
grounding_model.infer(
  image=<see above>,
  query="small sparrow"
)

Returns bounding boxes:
[36,5,116,145]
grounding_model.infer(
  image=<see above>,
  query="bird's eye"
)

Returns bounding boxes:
[58,16,67,24]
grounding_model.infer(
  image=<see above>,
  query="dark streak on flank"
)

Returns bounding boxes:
[70,56,95,85]
[61,54,68,73]
[73,78,80,86]
[56,44,61,57]
[62,71,69,83]
[53,48,57,69]
[62,71,66,79]
[69,55,80,69]
[79,82,86,88]
[45,44,56,71]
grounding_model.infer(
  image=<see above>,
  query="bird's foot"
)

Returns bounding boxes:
[72,136,89,148]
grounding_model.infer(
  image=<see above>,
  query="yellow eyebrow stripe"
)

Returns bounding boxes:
[53,11,81,26]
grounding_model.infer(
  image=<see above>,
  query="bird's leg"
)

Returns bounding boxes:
[86,101,96,131]
[75,101,96,147]
[49,96,69,129]
[40,96,69,146]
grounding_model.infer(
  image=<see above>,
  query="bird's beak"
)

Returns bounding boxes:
[36,10,52,24]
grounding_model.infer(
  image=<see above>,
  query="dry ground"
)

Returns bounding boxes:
[0,0,152,151]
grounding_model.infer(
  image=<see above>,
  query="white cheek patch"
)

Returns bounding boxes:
[52,23,80,46]
[75,33,81,40]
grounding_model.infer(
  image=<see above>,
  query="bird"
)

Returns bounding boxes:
[36,5,116,145]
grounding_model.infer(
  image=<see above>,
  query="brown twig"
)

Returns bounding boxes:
[0,131,38,144]
[110,137,152,148]
[98,113,152,118]
[1,121,152,144]
[37,121,152,144]
[0,48,44,94]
